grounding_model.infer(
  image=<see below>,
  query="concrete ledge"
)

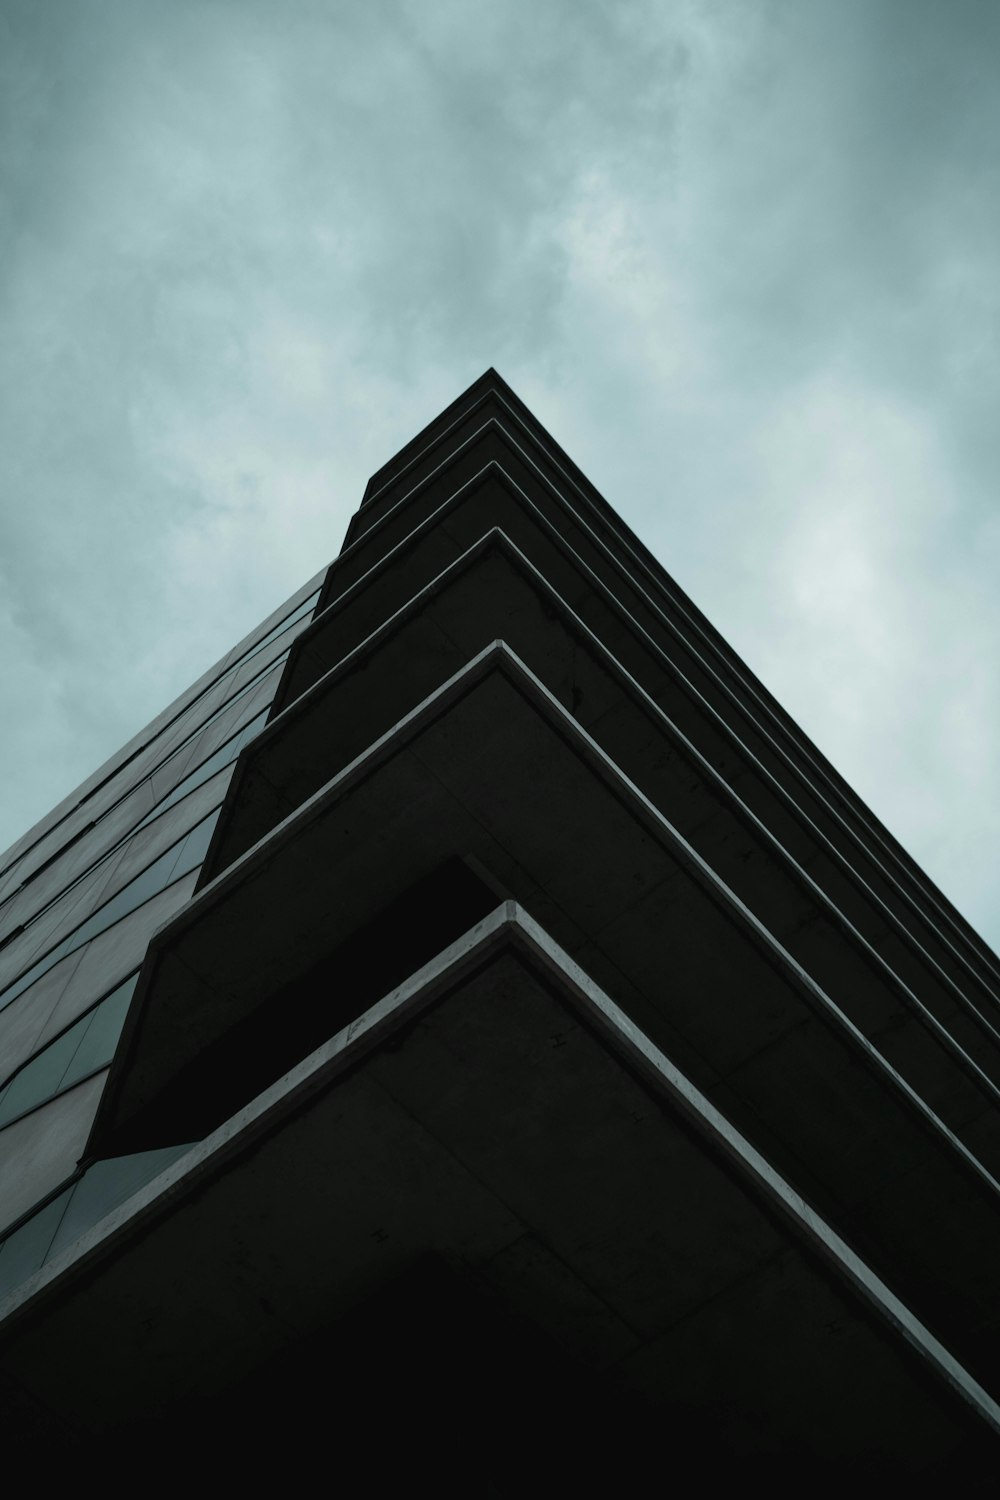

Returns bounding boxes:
[338,412,1000,985]
[88,642,1000,1389]
[0,904,995,1462]
[291,455,1000,1011]
[205,527,1000,1157]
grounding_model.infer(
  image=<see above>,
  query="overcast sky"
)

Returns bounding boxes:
[1,0,998,948]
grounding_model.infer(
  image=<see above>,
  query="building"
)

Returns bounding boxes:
[0,370,998,1478]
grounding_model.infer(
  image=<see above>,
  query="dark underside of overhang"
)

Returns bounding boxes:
[1,911,996,1478]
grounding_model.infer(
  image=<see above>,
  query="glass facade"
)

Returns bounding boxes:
[0,973,138,1130]
[0,576,323,1294]
[0,812,220,1012]
[0,1143,192,1300]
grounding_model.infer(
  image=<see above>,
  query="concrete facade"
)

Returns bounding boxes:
[0,370,997,1478]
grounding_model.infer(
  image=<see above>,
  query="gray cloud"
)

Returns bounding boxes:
[1,0,998,945]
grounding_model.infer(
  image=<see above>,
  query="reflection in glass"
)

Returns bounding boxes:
[0,1189,72,1300]
[0,585,317,897]
[235,588,320,668]
[0,973,139,1129]
[0,809,220,1013]
[132,708,269,836]
[0,1141,192,1301]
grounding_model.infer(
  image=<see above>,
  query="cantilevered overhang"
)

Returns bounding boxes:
[2,907,997,1469]
[348,369,677,621]
[280,460,1000,1069]
[287,446,764,731]
[205,528,1000,1172]
[317,437,999,1014]
[347,370,809,793]
[91,645,1000,1388]
[343,385,980,949]
[288,451,1000,991]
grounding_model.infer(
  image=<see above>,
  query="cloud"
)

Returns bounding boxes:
[0,0,998,946]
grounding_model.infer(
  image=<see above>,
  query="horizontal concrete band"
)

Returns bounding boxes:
[210,526,1000,1155]
[96,643,1000,1389]
[1,904,995,1458]
[294,453,1000,1013]
[334,398,999,986]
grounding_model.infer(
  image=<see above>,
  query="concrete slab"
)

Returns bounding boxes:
[285,471,1000,1029]
[208,532,1000,1163]
[92,647,1000,1388]
[1,907,994,1469]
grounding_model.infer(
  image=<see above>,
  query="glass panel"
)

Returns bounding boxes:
[45,1144,194,1262]
[78,842,186,936]
[0,930,77,1008]
[238,589,319,665]
[0,1027,84,1128]
[0,1187,72,1301]
[0,591,315,896]
[114,656,284,833]
[235,708,270,754]
[0,974,138,1127]
[60,977,136,1088]
[171,811,220,881]
[0,812,220,1013]
[132,708,269,836]
[192,652,285,739]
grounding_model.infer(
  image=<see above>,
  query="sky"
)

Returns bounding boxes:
[1,0,998,947]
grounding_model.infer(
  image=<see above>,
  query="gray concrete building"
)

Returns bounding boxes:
[0,370,998,1479]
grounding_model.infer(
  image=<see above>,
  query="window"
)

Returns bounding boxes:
[0,811,219,1013]
[0,973,139,1129]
